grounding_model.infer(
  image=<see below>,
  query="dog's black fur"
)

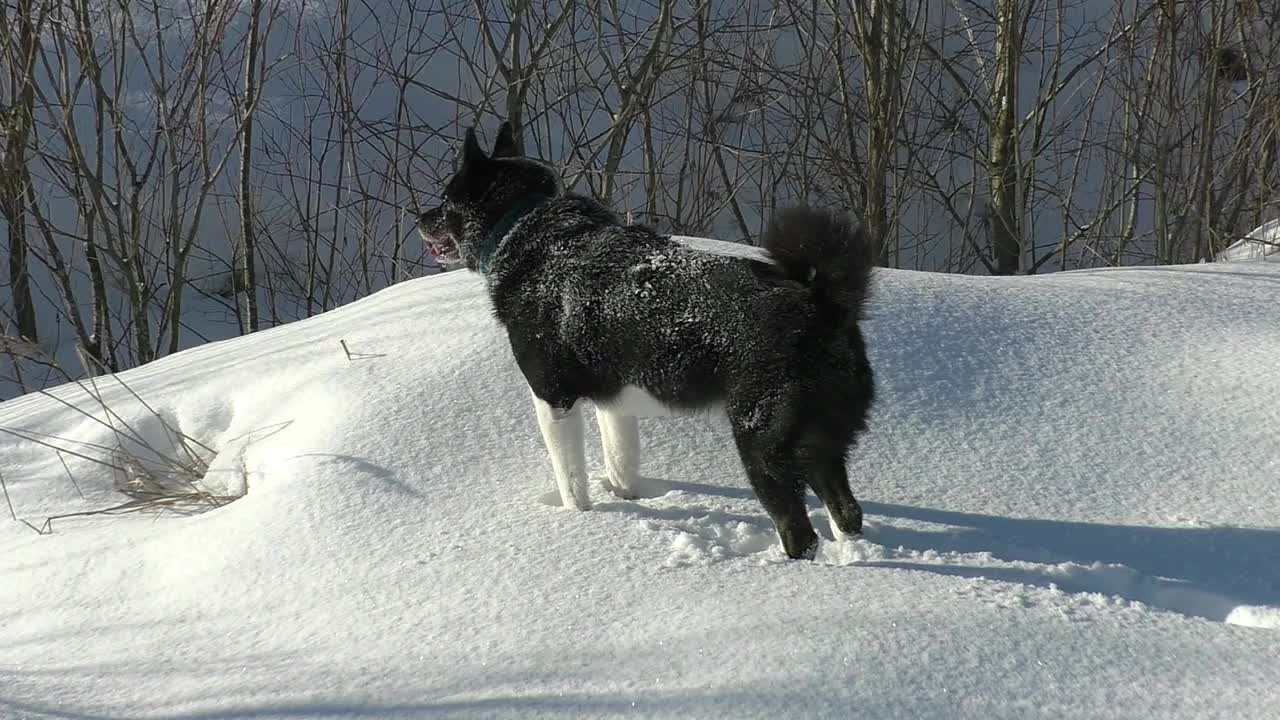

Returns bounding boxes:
[419,121,876,559]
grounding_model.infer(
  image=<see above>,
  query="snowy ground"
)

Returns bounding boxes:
[1217,219,1280,262]
[2,247,1278,719]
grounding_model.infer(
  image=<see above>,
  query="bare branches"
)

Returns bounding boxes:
[6,0,1280,397]
[0,0,52,344]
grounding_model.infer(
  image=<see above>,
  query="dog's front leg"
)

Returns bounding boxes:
[596,409,640,499]
[530,390,592,510]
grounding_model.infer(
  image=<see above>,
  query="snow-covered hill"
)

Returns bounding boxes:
[1218,220,1280,263]
[2,250,1278,719]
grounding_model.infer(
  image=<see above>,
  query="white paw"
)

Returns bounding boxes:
[537,487,592,510]
[564,477,592,511]
[601,477,638,500]
[828,514,861,542]
[600,475,669,500]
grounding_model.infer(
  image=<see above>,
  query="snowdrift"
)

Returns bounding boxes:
[2,246,1278,719]
[1217,219,1280,263]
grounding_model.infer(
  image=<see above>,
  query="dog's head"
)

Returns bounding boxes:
[418,121,561,271]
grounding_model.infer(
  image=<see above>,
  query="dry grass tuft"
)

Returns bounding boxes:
[1,373,242,534]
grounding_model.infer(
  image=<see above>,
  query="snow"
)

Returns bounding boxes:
[1217,220,1280,262]
[1,244,1278,719]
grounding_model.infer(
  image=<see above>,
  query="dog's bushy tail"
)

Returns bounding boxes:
[760,206,874,318]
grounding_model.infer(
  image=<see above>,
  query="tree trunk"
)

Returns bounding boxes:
[856,4,896,267]
[5,207,39,343]
[3,0,41,343]
[238,0,265,333]
[989,0,1023,275]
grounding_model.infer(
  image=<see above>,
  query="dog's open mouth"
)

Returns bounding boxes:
[427,236,459,261]
[429,238,465,269]
[417,207,464,268]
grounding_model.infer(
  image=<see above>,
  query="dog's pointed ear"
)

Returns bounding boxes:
[462,126,488,167]
[492,121,519,158]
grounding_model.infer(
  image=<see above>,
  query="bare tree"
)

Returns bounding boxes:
[236,0,275,333]
[836,0,921,265]
[0,0,47,344]
[475,0,578,151]
[987,0,1027,274]
[6,0,1280,399]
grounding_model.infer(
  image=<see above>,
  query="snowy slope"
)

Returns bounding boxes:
[1,244,1278,719]
[1218,220,1280,263]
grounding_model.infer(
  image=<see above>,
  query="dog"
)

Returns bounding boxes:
[418,121,876,559]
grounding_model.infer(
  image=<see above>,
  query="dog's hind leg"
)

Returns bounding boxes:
[531,390,592,511]
[731,424,819,560]
[595,408,641,499]
[805,451,863,541]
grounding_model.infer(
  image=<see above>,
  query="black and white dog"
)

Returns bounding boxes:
[419,121,876,559]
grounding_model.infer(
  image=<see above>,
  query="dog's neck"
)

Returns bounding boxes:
[476,194,549,272]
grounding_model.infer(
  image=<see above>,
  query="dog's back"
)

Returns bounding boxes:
[490,195,873,420]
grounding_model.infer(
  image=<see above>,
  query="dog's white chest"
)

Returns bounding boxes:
[595,385,724,419]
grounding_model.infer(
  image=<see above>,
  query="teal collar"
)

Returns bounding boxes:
[476,194,549,272]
